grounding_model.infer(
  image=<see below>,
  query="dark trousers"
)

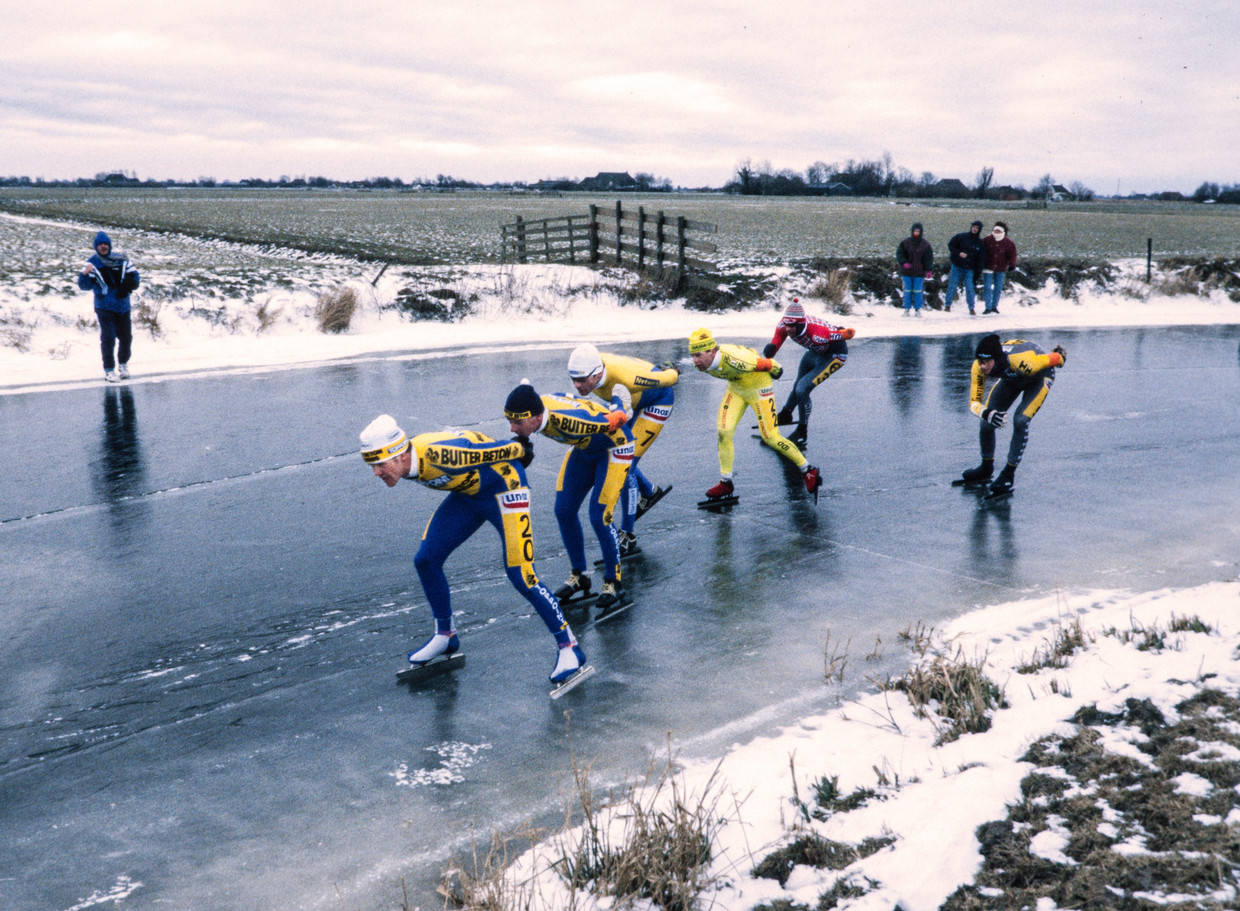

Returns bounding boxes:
[96,309,132,370]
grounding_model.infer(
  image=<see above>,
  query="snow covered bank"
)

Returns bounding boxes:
[499,582,1240,911]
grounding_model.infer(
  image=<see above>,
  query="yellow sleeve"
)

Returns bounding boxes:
[969,361,987,415]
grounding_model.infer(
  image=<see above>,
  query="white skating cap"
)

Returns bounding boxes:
[567,343,603,378]
[360,414,410,464]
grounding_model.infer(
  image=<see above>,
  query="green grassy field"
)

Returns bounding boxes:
[2,189,1238,268]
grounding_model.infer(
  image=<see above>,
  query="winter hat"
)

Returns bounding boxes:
[567,343,604,379]
[974,334,1005,362]
[782,299,806,323]
[360,414,410,464]
[911,222,923,235]
[504,380,545,420]
[688,327,717,354]
[93,231,112,250]
[971,220,983,231]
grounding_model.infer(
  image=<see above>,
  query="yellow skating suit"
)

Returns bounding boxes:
[702,344,807,475]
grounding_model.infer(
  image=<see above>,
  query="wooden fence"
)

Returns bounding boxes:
[500,201,717,290]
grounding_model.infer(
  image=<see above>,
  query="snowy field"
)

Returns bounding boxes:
[7,212,1240,909]
[3,212,1240,394]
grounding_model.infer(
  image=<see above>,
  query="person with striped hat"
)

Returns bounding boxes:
[762,298,855,448]
[359,413,586,684]
[688,327,822,503]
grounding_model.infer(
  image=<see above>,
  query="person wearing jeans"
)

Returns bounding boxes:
[945,220,986,314]
[896,223,934,316]
[981,222,1018,314]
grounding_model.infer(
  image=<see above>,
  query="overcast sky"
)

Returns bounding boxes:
[4,1,1237,194]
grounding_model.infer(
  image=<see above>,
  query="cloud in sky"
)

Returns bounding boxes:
[3,0,1237,192]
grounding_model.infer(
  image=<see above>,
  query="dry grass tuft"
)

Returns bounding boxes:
[253,296,283,333]
[883,646,1007,744]
[1016,615,1090,674]
[807,268,853,315]
[314,284,357,333]
[132,299,164,338]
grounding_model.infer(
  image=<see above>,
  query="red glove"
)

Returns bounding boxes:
[840,328,855,340]
[606,409,627,431]
[925,271,933,280]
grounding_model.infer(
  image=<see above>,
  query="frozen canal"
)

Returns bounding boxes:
[2,326,1239,910]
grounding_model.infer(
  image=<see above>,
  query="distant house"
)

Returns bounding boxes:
[989,185,1029,201]
[933,178,971,199]
[824,181,854,196]
[1050,184,1072,201]
[578,171,639,192]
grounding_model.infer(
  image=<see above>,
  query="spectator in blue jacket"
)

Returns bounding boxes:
[77,231,140,382]
[944,220,986,314]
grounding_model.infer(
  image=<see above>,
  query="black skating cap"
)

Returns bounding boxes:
[504,380,545,420]
[974,334,1004,361]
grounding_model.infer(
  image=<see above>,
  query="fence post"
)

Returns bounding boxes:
[637,206,647,272]
[589,205,599,263]
[567,217,576,263]
[614,200,623,265]
[656,211,666,274]
[676,216,688,292]
[516,215,527,264]
[1146,238,1153,283]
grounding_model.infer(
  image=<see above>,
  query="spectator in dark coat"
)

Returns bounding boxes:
[896,223,933,316]
[981,221,1018,314]
[77,231,140,381]
[944,220,986,314]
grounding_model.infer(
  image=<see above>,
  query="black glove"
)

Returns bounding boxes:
[1053,345,1067,366]
[762,343,778,358]
[769,363,783,380]
[654,361,680,375]
[982,408,1006,428]
[513,435,534,467]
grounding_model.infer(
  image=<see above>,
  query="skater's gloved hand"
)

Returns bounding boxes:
[1052,345,1067,366]
[762,343,778,357]
[655,361,680,375]
[925,271,933,280]
[605,408,627,431]
[840,328,855,340]
[513,435,534,467]
[768,361,783,379]
[981,408,1006,428]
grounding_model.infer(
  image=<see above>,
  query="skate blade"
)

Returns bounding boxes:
[982,490,1014,505]
[593,594,633,623]
[396,651,465,682]
[595,546,642,566]
[560,592,599,611]
[952,478,990,489]
[697,494,739,511]
[550,664,596,699]
[634,485,671,520]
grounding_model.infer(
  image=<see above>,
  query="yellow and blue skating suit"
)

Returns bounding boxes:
[590,354,678,534]
[535,394,635,582]
[969,339,1065,469]
[407,430,571,646]
[703,344,807,475]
